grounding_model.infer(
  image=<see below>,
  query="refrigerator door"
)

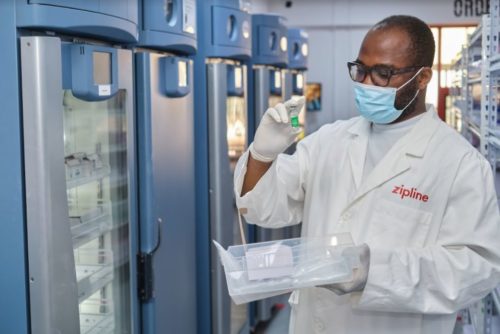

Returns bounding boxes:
[135,51,197,334]
[21,36,136,334]
[207,62,249,334]
[253,65,294,324]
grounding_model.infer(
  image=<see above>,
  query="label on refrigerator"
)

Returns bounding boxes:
[235,67,242,89]
[98,85,111,96]
[178,61,188,88]
[183,0,196,35]
[296,73,304,89]
[274,71,281,89]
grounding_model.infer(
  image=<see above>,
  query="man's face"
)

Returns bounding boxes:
[356,27,422,113]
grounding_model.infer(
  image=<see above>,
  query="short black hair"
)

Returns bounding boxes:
[372,15,435,67]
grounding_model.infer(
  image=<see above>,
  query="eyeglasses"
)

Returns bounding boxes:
[347,61,422,87]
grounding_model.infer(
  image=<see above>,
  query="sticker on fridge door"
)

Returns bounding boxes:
[183,0,197,34]
[178,60,188,88]
[235,67,242,89]
[98,85,111,96]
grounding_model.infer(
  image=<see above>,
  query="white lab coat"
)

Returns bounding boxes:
[234,106,500,334]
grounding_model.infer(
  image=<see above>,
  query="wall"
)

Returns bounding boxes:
[250,0,269,13]
[263,0,483,132]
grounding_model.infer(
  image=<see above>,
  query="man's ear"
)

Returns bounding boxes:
[417,67,433,90]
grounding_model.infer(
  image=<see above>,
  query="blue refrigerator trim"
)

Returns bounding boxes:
[194,3,212,334]
[15,0,138,43]
[0,1,29,333]
[128,53,141,334]
[193,49,212,334]
[135,53,157,334]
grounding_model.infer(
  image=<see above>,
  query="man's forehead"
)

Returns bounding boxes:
[358,28,412,67]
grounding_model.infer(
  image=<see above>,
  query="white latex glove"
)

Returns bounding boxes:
[320,243,370,295]
[249,96,306,162]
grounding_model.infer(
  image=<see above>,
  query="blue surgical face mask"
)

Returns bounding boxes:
[353,68,423,124]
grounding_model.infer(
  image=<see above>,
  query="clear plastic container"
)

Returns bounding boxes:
[214,233,358,304]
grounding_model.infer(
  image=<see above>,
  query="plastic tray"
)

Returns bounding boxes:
[214,233,358,304]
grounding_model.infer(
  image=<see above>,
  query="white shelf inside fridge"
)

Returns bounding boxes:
[65,152,111,189]
[79,299,114,334]
[76,249,114,304]
[108,174,128,190]
[103,143,127,155]
[70,205,112,249]
[66,166,111,189]
[80,313,114,334]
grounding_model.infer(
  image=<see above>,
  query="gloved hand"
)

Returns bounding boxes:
[249,96,306,162]
[320,243,370,295]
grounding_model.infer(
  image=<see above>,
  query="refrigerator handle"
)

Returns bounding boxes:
[137,217,162,302]
[152,217,163,254]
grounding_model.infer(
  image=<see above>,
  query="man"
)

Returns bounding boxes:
[234,15,500,333]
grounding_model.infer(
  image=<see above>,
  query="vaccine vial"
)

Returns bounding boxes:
[290,105,299,128]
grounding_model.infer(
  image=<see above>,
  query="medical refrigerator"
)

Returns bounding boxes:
[0,1,140,333]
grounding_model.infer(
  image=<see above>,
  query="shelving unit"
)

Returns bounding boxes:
[451,2,500,332]
[448,49,466,133]
[75,249,114,303]
[79,298,115,334]
[70,205,112,248]
[461,21,487,150]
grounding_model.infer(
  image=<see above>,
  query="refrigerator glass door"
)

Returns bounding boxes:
[268,94,283,109]
[64,89,131,334]
[208,62,249,334]
[21,36,135,334]
[227,96,247,163]
[226,95,249,334]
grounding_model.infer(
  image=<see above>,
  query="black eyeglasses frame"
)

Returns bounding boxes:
[347,61,423,87]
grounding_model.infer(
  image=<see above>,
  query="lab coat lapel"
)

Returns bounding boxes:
[348,107,442,205]
[346,118,371,190]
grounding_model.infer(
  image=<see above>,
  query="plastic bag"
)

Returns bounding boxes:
[213,233,359,305]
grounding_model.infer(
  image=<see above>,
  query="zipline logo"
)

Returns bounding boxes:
[392,185,429,203]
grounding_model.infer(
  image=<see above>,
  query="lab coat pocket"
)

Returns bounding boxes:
[367,198,432,248]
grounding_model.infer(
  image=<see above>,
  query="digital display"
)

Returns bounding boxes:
[93,52,111,85]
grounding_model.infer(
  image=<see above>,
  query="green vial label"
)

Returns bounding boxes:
[291,116,299,128]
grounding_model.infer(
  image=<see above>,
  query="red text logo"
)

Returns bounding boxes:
[392,185,429,202]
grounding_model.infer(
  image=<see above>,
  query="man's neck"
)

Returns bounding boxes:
[393,99,426,124]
